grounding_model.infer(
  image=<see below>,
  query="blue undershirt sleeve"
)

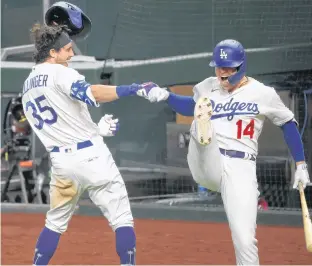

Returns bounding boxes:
[281,120,305,162]
[166,92,195,117]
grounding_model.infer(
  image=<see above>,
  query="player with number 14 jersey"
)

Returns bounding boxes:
[135,39,310,265]
[193,75,295,156]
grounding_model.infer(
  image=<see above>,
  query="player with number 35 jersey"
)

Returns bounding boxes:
[21,9,154,264]
[22,63,100,150]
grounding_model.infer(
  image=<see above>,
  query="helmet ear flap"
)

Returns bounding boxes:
[228,60,246,86]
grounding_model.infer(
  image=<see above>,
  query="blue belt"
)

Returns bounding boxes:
[219,148,256,161]
[51,140,93,153]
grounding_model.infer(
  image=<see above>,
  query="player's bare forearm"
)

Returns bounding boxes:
[91,84,141,103]
[90,85,119,103]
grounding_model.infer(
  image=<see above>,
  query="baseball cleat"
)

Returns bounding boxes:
[194,97,213,145]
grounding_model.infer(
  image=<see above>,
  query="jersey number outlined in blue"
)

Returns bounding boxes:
[25,95,57,130]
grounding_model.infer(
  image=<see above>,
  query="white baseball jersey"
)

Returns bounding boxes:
[193,77,295,155]
[22,63,100,152]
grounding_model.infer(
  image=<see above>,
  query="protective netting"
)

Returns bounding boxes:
[124,76,312,211]
[291,88,312,208]
[108,0,312,210]
[111,0,312,59]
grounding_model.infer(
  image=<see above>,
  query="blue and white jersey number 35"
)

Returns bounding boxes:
[25,95,57,130]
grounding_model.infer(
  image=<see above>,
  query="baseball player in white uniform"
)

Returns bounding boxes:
[136,39,311,265]
[22,23,150,266]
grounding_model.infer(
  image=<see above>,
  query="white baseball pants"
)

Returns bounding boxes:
[187,123,260,265]
[46,136,133,234]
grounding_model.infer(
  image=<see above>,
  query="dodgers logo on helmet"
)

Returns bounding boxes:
[209,39,246,86]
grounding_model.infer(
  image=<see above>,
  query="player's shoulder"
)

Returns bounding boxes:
[194,77,218,92]
[55,64,80,75]
[35,63,80,76]
[248,77,277,96]
[52,64,85,82]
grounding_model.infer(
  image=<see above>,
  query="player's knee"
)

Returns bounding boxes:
[45,220,67,234]
[193,178,219,192]
[115,226,136,265]
[111,217,134,233]
[192,174,202,186]
[110,200,134,231]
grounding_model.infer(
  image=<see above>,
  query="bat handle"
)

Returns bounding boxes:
[298,181,312,252]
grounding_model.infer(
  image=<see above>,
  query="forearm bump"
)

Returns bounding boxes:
[166,93,195,117]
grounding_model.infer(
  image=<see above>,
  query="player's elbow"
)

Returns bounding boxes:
[90,86,101,102]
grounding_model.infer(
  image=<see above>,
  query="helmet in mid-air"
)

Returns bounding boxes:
[209,39,246,86]
[45,1,92,40]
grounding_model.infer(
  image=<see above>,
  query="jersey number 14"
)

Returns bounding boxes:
[25,95,57,130]
[236,119,255,139]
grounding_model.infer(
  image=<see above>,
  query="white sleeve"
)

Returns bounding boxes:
[55,66,99,107]
[192,77,215,103]
[55,66,86,96]
[264,88,296,126]
[192,85,199,103]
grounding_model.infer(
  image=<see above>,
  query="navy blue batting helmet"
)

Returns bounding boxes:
[209,39,246,86]
[45,1,91,40]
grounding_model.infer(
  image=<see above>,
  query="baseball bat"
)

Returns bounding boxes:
[298,182,312,252]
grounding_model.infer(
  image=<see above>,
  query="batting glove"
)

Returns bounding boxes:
[98,114,120,137]
[293,163,310,190]
[136,82,170,102]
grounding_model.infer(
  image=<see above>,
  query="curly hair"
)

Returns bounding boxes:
[30,23,66,63]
